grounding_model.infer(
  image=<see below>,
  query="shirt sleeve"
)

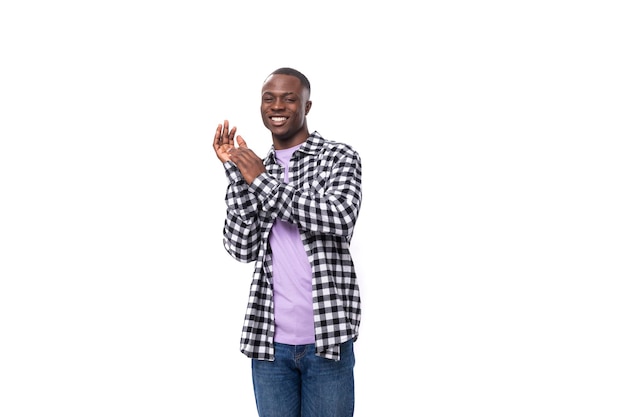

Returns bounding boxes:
[248,147,363,240]
[222,161,263,263]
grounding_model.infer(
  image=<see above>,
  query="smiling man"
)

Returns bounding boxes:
[213,67,363,417]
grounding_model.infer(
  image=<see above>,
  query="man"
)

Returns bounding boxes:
[213,67,363,417]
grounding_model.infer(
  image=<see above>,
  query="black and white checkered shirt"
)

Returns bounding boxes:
[221,131,362,361]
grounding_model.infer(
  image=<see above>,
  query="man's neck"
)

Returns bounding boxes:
[272,130,310,150]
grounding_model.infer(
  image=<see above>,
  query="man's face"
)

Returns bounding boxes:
[260,74,311,141]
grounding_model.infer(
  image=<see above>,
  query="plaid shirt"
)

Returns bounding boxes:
[221,131,362,361]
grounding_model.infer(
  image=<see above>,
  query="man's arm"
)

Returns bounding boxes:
[213,120,263,263]
[248,146,362,240]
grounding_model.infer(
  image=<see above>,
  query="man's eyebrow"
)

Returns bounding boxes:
[262,91,297,96]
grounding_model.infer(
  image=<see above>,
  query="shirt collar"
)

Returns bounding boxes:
[265,131,324,162]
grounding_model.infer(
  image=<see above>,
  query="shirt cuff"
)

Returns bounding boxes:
[248,172,278,203]
[223,161,243,183]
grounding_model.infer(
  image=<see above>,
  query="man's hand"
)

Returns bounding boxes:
[228,137,266,185]
[213,120,237,163]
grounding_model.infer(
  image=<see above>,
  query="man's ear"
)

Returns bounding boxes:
[305,100,312,115]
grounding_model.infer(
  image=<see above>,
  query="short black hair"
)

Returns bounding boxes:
[267,67,311,94]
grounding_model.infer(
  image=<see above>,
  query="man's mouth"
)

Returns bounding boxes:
[270,116,287,122]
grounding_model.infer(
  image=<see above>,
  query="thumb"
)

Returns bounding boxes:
[236,135,248,149]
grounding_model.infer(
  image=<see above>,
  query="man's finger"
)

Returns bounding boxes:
[236,135,248,149]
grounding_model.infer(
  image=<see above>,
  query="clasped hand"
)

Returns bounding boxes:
[213,120,266,185]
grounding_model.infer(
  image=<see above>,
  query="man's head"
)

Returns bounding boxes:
[261,67,312,149]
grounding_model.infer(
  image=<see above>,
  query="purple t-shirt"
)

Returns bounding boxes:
[269,144,315,345]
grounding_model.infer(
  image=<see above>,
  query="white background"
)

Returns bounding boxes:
[1,1,625,416]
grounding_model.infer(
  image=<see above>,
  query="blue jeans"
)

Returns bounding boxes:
[251,340,355,417]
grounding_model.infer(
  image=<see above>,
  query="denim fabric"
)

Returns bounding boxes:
[251,339,355,417]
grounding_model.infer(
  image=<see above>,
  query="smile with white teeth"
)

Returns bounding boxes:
[271,117,287,121]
